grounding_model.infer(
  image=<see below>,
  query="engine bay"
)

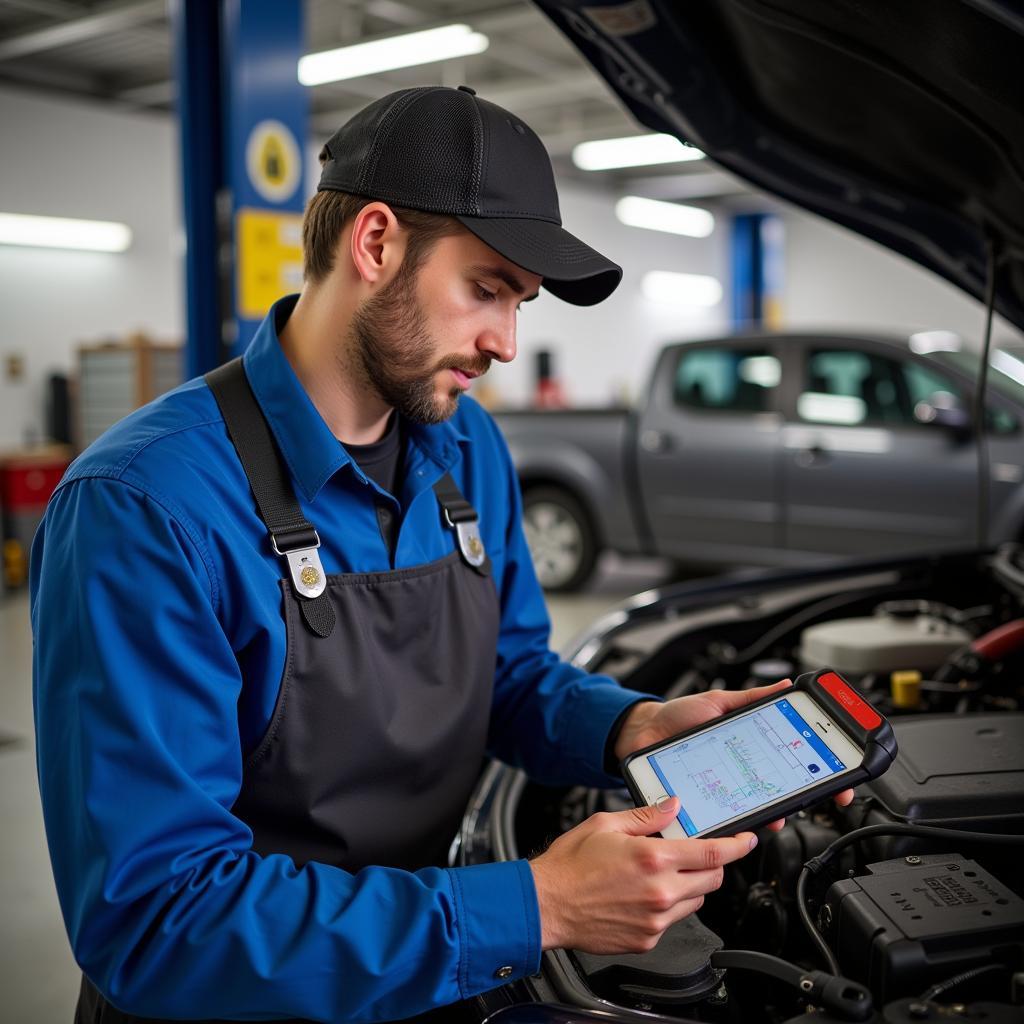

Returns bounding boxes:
[474,546,1024,1023]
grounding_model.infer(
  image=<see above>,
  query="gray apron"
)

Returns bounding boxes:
[76,358,501,1023]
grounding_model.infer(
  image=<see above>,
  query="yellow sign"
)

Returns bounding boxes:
[245,120,301,203]
[236,208,304,319]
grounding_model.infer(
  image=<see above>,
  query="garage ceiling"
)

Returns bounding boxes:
[0,0,747,198]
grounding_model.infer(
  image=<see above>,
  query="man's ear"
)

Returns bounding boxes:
[349,202,407,288]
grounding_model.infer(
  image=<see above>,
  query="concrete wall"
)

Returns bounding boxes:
[779,204,1021,348]
[2,82,1018,448]
[0,85,184,449]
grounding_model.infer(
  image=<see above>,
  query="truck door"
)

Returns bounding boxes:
[636,341,783,562]
[780,340,975,557]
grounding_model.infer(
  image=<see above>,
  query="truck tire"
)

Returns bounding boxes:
[521,485,598,592]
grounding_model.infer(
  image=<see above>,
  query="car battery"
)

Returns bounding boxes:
[823,853,1024,1004]
[0,445,71,590]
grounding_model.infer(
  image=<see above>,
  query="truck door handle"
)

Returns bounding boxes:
[641,429,673,453]
[795,445,830,468]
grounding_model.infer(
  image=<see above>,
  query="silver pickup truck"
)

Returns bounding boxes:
[494,330,1024,590]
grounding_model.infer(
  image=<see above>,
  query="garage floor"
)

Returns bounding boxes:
[0,554,674,1023]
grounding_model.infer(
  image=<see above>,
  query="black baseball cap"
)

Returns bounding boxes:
[316,85,622,306]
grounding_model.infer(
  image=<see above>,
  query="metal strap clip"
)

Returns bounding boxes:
[445,508,487,568]
[272,530,327,599]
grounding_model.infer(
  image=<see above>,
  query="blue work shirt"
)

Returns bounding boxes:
[30,295,652,1023]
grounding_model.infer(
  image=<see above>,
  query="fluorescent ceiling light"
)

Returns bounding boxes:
[299,24,488,85]
[909,330,962,355]
[616,196,715,238]
[0,212,131,252]
[573,133,704,170]
[642,271,722,307]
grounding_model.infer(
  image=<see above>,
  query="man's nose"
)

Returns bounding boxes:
[478,311,517,364]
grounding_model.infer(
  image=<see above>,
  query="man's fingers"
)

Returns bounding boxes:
[661,833,758,871]
[611,796,681,837]
[708,679,793,713]
[833,788,855,807]
[673,867,727,900]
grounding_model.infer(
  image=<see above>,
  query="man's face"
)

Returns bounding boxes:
[348,228,542,424]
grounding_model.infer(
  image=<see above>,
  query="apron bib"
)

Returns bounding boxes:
[77,359,500,1024]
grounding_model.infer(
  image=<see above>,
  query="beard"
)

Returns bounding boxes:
[348,259,489,425]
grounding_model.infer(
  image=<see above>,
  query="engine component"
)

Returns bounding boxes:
[799,615,970,675]
[823,854,1024,1003]
[854,714,1024,858]
[783,999,1024,1024]
[569,914,724,1011]
[711,949,872,1021]
[934,617,1024,686]
[889,671,922,710]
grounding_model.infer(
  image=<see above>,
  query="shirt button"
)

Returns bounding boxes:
[494,965,513,980]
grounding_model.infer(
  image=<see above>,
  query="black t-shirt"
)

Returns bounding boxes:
[345,413,404,560]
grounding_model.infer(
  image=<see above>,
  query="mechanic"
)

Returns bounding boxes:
[31,86,853,1024]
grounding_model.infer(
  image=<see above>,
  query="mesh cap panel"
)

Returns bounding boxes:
[315,85,622,305]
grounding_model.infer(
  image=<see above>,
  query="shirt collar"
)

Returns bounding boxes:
[242,294,469,502]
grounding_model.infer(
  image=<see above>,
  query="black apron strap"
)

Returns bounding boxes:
[205,358,336,639]
[433,472,490,576]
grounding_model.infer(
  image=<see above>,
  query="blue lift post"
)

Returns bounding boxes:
[171,0,224,380]
[730,212,785,330]
[172,0,308,374]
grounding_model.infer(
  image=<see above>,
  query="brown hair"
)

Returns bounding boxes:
[301,189,462,285]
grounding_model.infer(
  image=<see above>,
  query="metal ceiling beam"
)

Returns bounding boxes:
[622,170,751,200]
[0,0,80,17]
[0,0,165,63]
[312,67,612,132]
[0,60,99,94]
[116,77,176,107]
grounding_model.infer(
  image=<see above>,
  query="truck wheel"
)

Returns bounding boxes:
[521,486,598,592]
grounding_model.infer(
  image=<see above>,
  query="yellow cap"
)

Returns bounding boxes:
[890,670,922,709]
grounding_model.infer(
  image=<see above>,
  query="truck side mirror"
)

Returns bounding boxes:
[914,391,972,438]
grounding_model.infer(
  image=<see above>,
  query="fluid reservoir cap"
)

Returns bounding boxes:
[750,659,795,685]
[891,669,922,709]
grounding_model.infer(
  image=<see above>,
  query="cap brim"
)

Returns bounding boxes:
[455,215,622,306]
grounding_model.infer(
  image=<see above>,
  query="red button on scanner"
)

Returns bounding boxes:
[819,671,881,730]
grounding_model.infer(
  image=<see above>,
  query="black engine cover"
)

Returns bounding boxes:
[824,854,1024,1002]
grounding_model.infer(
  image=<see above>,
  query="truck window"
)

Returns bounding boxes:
[800,348,1018,435]
[799,349,908,426]
[674,348,779,413]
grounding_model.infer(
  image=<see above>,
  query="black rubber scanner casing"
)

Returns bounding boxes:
[620,668,899,838]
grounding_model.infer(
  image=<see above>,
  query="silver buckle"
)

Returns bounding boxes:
[272,532,327,599]
[443,509,486,568]
[455,519,487,568]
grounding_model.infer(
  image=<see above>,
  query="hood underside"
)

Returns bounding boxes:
[535,0,1024,330]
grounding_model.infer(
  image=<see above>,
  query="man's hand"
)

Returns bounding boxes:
[530,797,755,953]
[613,681,856,829]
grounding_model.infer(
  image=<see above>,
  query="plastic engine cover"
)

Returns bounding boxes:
[799,615,970,674]
[824,854,1024,1003]
[859,713,1024,833]
[569,913,723,1010]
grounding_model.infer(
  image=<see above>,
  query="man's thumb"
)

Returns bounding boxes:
[618,795,679,836]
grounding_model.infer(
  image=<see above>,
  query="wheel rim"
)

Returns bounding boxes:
[522,500,585,589]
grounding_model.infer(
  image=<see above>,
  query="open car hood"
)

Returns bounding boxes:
[534,0,1024,330]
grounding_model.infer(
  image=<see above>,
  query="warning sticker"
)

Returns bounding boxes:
[582,0,656,37]
[245,120,302,204]
[236,208,304,319]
